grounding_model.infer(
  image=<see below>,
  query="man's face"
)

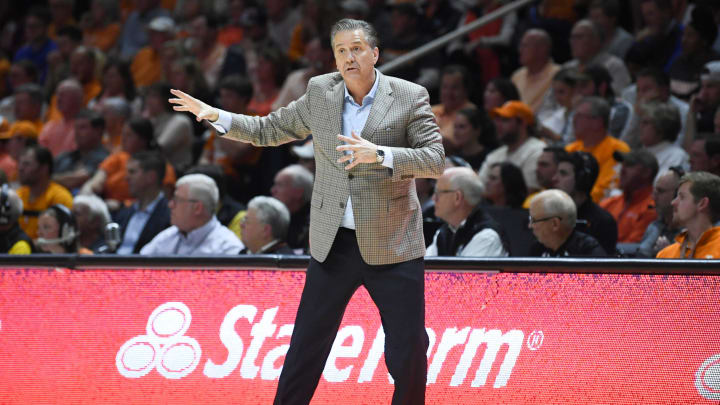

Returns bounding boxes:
[619,163,649,192]
[333,29,379,88]
[529,199,554,247]
[536,151,558,189]
[169,184,197,232]
[18,149,41,186]
[589,7,612,33]
[690,140,710,171]
[270,171,300,208]
[14,92,40,120]
[518,32,544,66]
[672,182,699,228]
[681,25,703,56]
[553,161,576,195]
[641,1,667,33]
[125,159,148,198]
[440,72,466,110]
[493,117,520,146]
[240,207,267,252]
[697,79,720,113]
[569,24,598,61]
[74,117,99,151]
[653,172,678,220]
[70,52,93,83]
[572,102,602,141]
[431,173,458,222]
[636,76,665,103]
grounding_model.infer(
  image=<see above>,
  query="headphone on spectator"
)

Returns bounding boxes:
[36,204,78,251]
[0,184,10,225]
[572,152,599,195]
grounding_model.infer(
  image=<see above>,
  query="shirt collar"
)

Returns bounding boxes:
[181,215,218,244]
[343,69,381,106]
[134,192,164,214]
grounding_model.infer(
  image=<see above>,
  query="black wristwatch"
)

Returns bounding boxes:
[376,149,385,164]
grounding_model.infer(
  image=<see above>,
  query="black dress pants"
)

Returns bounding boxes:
[274,228,428,405]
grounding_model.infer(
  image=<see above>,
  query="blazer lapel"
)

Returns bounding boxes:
[362,73,394,143]
[326,81,344,161]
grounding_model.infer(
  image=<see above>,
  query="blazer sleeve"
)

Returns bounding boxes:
[223,94,313,147]
[386,85,445,182]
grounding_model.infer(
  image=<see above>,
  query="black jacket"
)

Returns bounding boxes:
[0,223,34,253]
[530,230,607,257]
[113,196,171,253]
[434,205,505,256]
[576,199,618,255]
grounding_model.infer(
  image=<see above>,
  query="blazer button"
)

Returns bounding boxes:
[339,202,345,209]
[348,174,354,180]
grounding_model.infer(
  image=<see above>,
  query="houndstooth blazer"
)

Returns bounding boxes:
[224,71,445,265]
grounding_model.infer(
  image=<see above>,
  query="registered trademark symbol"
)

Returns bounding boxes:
[527,330,543,350]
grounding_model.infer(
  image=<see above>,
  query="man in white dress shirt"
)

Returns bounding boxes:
[140,173,243,255]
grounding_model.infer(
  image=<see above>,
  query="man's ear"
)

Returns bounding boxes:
[697,196,710,213]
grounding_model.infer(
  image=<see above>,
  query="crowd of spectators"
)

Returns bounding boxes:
[1,0,720,259]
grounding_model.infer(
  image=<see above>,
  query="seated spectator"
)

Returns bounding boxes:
[118,0,171,61]
[0,185,34,254]
[17,146,73,239]
[688,62,720,137]
[44,25,82,106]
[483,78,521,114]
[98,97,131,153]
[247,46,287,117]
[564,19,631,95]
[637,102,689,180]
[448,107,496,170]
[267,164,313,253]
[538,68,581,143]
[47,0,76,39]
[600,150,659,243]
[131,16,176,89]
[53,109,110,192]
[35,204,90,254]
[588,0,634,59]
[553,151,618,255]
[141,174,244,255]
[11,83,46,135]
[628,0,683,72]
[623,67,688,149]
[72,194,111,253]
[565,96,631,202]
[113,151,171,254]
[511,28,560,113]
[39,79,83,157]
[239,196,294,254]
[668,6,719,99]
[528,189,606,257]
[637,167,684,257]
[483,162,528,210]
[46,46,102,123]
[88,59,140,117]
[479,101,545,193]
[143,82,193,173]
[13,7,57,83]
[432,65,476,151]
[80,117,176,210]
[573,64,634,141]
[426,167,507,257]
[81,0,122,52]
[185,164,244,227]
[657,171,720,258]
[689,133,720,175]
[5,122,39,181]
[0,61,39,123]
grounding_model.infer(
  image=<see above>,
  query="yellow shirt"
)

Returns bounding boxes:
[9,240,32,254]
[566,135,630,202]
[17,181,73,239]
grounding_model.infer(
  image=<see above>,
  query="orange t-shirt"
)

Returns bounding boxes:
[131,47,162,88]
[599,186,657,243]
[566,136,630,202]
[17,181,73,239]
[657,227,720,259]
[84,23,121,52]
[99,151,177,202]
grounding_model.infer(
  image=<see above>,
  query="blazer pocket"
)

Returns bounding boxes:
[311,192,323,209]
[387,195,413,212]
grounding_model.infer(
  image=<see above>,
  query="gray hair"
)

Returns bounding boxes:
[248,196,290,241]
[73,194,111,227]
[577,96,610,129]
[14,83,44,104]
[4,188,23,222]
[177,173,219,215]
[330,18,379,49]
[102,97,131,118]
[282,164,314,203]
[447,167,484,206]
[641,101,681,143]
[534,189,577,228]
[574,19,604,43]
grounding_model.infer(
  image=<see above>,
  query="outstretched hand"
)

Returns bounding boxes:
[336,131,379,170]
[169,89,219,122]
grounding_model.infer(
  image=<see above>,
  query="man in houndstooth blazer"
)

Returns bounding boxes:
[171,18,444,405]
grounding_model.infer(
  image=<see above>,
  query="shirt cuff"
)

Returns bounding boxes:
[379,146,393,169]
[210,109,232,134]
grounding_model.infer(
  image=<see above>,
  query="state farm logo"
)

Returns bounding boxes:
[696,354,720,400]
[117,301,542,388]
[116,302,202,379]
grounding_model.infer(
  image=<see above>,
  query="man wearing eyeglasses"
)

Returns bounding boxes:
[528,189,606,257]
[140,173,243,255]
[426,167,507,257]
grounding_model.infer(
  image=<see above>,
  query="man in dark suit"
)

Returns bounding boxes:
[113,151,170,254]
[170,18,445,404]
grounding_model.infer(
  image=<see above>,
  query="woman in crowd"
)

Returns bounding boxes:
[35,204,91,254]
[483,77,520,112]
[638,101,689,179]
[449,107,497,170]
[483,162,528,209]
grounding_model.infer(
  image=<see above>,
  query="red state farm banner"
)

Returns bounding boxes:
[0,267,719,404]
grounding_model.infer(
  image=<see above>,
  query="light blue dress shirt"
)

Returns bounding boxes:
[140,216,244,255]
